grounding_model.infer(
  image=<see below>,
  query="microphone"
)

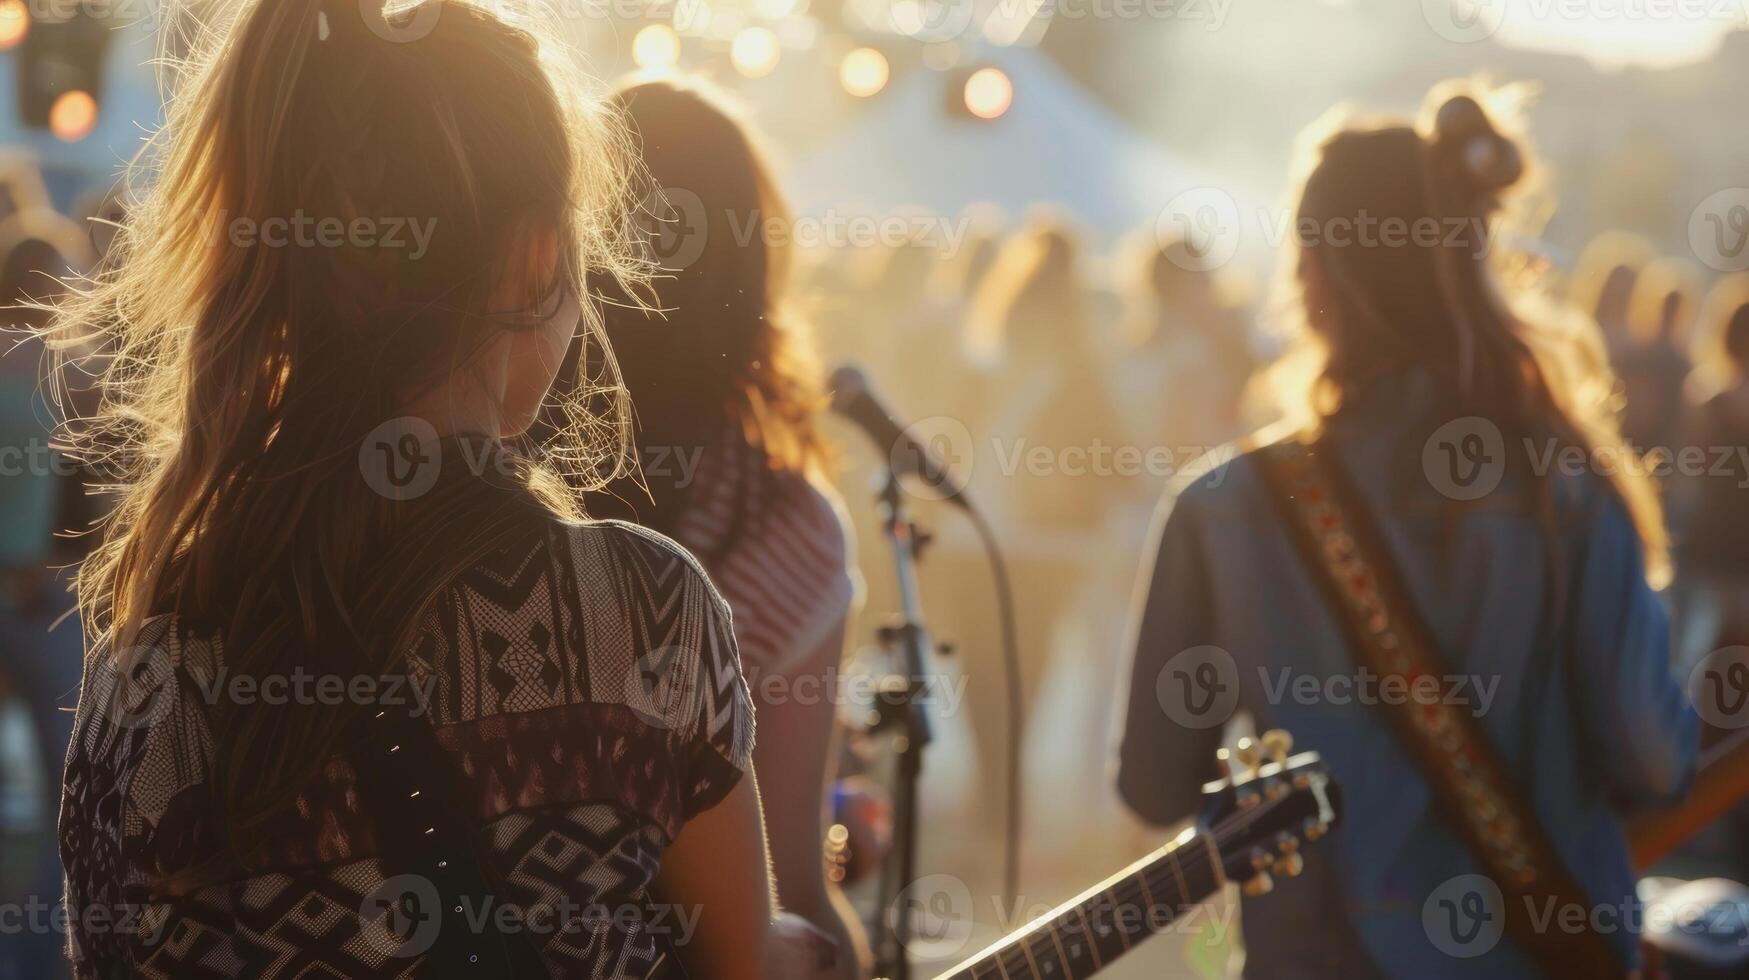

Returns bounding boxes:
[828,365,972,511]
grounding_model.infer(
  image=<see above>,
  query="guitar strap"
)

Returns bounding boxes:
[1252,431,1626,978]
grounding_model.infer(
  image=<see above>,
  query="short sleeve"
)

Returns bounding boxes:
[680,581,757,819]
[572,521,757,823]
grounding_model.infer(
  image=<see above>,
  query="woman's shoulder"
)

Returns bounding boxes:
[410,515,745,728]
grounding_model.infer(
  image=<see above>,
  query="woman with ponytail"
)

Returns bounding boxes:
[1115,82,1696,977]
[49,2,830,977]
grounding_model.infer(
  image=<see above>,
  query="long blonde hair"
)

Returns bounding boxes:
[1266,79,1668,588]
[42,0,645,866]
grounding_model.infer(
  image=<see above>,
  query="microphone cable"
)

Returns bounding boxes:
[961,501,1023,905]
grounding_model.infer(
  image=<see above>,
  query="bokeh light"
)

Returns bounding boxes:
[840,47,889,98]
[631,24,680,70]
[731,26,780,78]
[49,90,98,142]
[0,0,28,51]
[963,67,1012,120]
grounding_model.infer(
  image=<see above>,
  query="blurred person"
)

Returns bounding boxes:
[0,223,89,980]
[1113,231,1254,470]
[44,2,833,977]
[543,75,869,979]
[1675,274,1749,646]
[1568,229,1656,357]
[938,215,1130,843]
[1117,82,1694,978]
[1619,256,1702,457]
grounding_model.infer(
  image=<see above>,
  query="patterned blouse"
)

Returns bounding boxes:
[58,520,755,979]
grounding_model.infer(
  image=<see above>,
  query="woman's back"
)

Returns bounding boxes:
[1116,371,1696,977]
[61,517,753,979]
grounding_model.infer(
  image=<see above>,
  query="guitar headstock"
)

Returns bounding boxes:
[1197,730,1340,897]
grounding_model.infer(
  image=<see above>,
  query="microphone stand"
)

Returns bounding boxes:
[869,468,937,980]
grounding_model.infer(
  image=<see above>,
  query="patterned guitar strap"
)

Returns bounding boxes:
[1253,431,1626,978]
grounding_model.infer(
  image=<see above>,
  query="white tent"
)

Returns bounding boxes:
[788,46,1232,245]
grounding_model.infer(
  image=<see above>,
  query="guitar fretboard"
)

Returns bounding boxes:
[936,829,1224,980]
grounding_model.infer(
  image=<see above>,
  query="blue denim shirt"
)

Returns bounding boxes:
[1115,373,1698,978]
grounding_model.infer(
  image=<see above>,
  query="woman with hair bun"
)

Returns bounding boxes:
[1116,82,1695,978]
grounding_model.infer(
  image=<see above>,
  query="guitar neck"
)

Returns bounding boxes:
[935,828,1226,980]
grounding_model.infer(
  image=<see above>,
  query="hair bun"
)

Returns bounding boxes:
[1432,94,1523,193]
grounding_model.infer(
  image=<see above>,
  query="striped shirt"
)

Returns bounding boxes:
[674,427,857,677]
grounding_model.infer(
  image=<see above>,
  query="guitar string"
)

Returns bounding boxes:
[976,786,1311,979]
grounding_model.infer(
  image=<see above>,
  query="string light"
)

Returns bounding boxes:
[49,90,97,142]
[731,26,780,77]
[840,47,888,98]
[631,24,680,69]
[963,67,1012,120]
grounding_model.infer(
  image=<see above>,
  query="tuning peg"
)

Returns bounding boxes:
[1260,729,1293,767]
[1273,853,1305,878]
[1214,746,1233,782]
[1302,817,1326,842]
[1275,832,1300,855]
[1235,736,1261,775]
[1242,871,1274,897]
